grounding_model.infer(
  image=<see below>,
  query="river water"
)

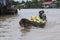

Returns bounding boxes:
[0,9,60,40]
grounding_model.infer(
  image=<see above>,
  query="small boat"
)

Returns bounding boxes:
[19,16,47,28]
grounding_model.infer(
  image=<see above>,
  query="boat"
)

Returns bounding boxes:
[19,16,47,28]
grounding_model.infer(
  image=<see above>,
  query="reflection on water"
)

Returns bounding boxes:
[21,28,30,36]
[0,15,21,40]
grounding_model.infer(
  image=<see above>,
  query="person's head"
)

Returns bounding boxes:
[39,10,44,15]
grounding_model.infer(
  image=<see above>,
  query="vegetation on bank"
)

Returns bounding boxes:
[12,0,60,9]
[11,0,21,9]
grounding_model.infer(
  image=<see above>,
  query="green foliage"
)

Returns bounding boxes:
[11,0,59,9]
[11,0,21,9]
[11,1,20,5]
[56,0,60,7]
[24,0,43,8]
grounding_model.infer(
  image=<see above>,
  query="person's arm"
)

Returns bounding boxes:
[43,14,46,20]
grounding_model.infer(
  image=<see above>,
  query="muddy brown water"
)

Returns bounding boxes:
[0,9,60,40]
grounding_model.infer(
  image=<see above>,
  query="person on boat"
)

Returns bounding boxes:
[39,10,47,21]
[29,10,47,23]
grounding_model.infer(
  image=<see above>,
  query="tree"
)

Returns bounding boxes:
[45,0,52,2]
[22,0,25,3]
[56,0,60,8]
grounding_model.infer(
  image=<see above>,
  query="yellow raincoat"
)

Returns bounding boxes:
[29,16,45,23]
